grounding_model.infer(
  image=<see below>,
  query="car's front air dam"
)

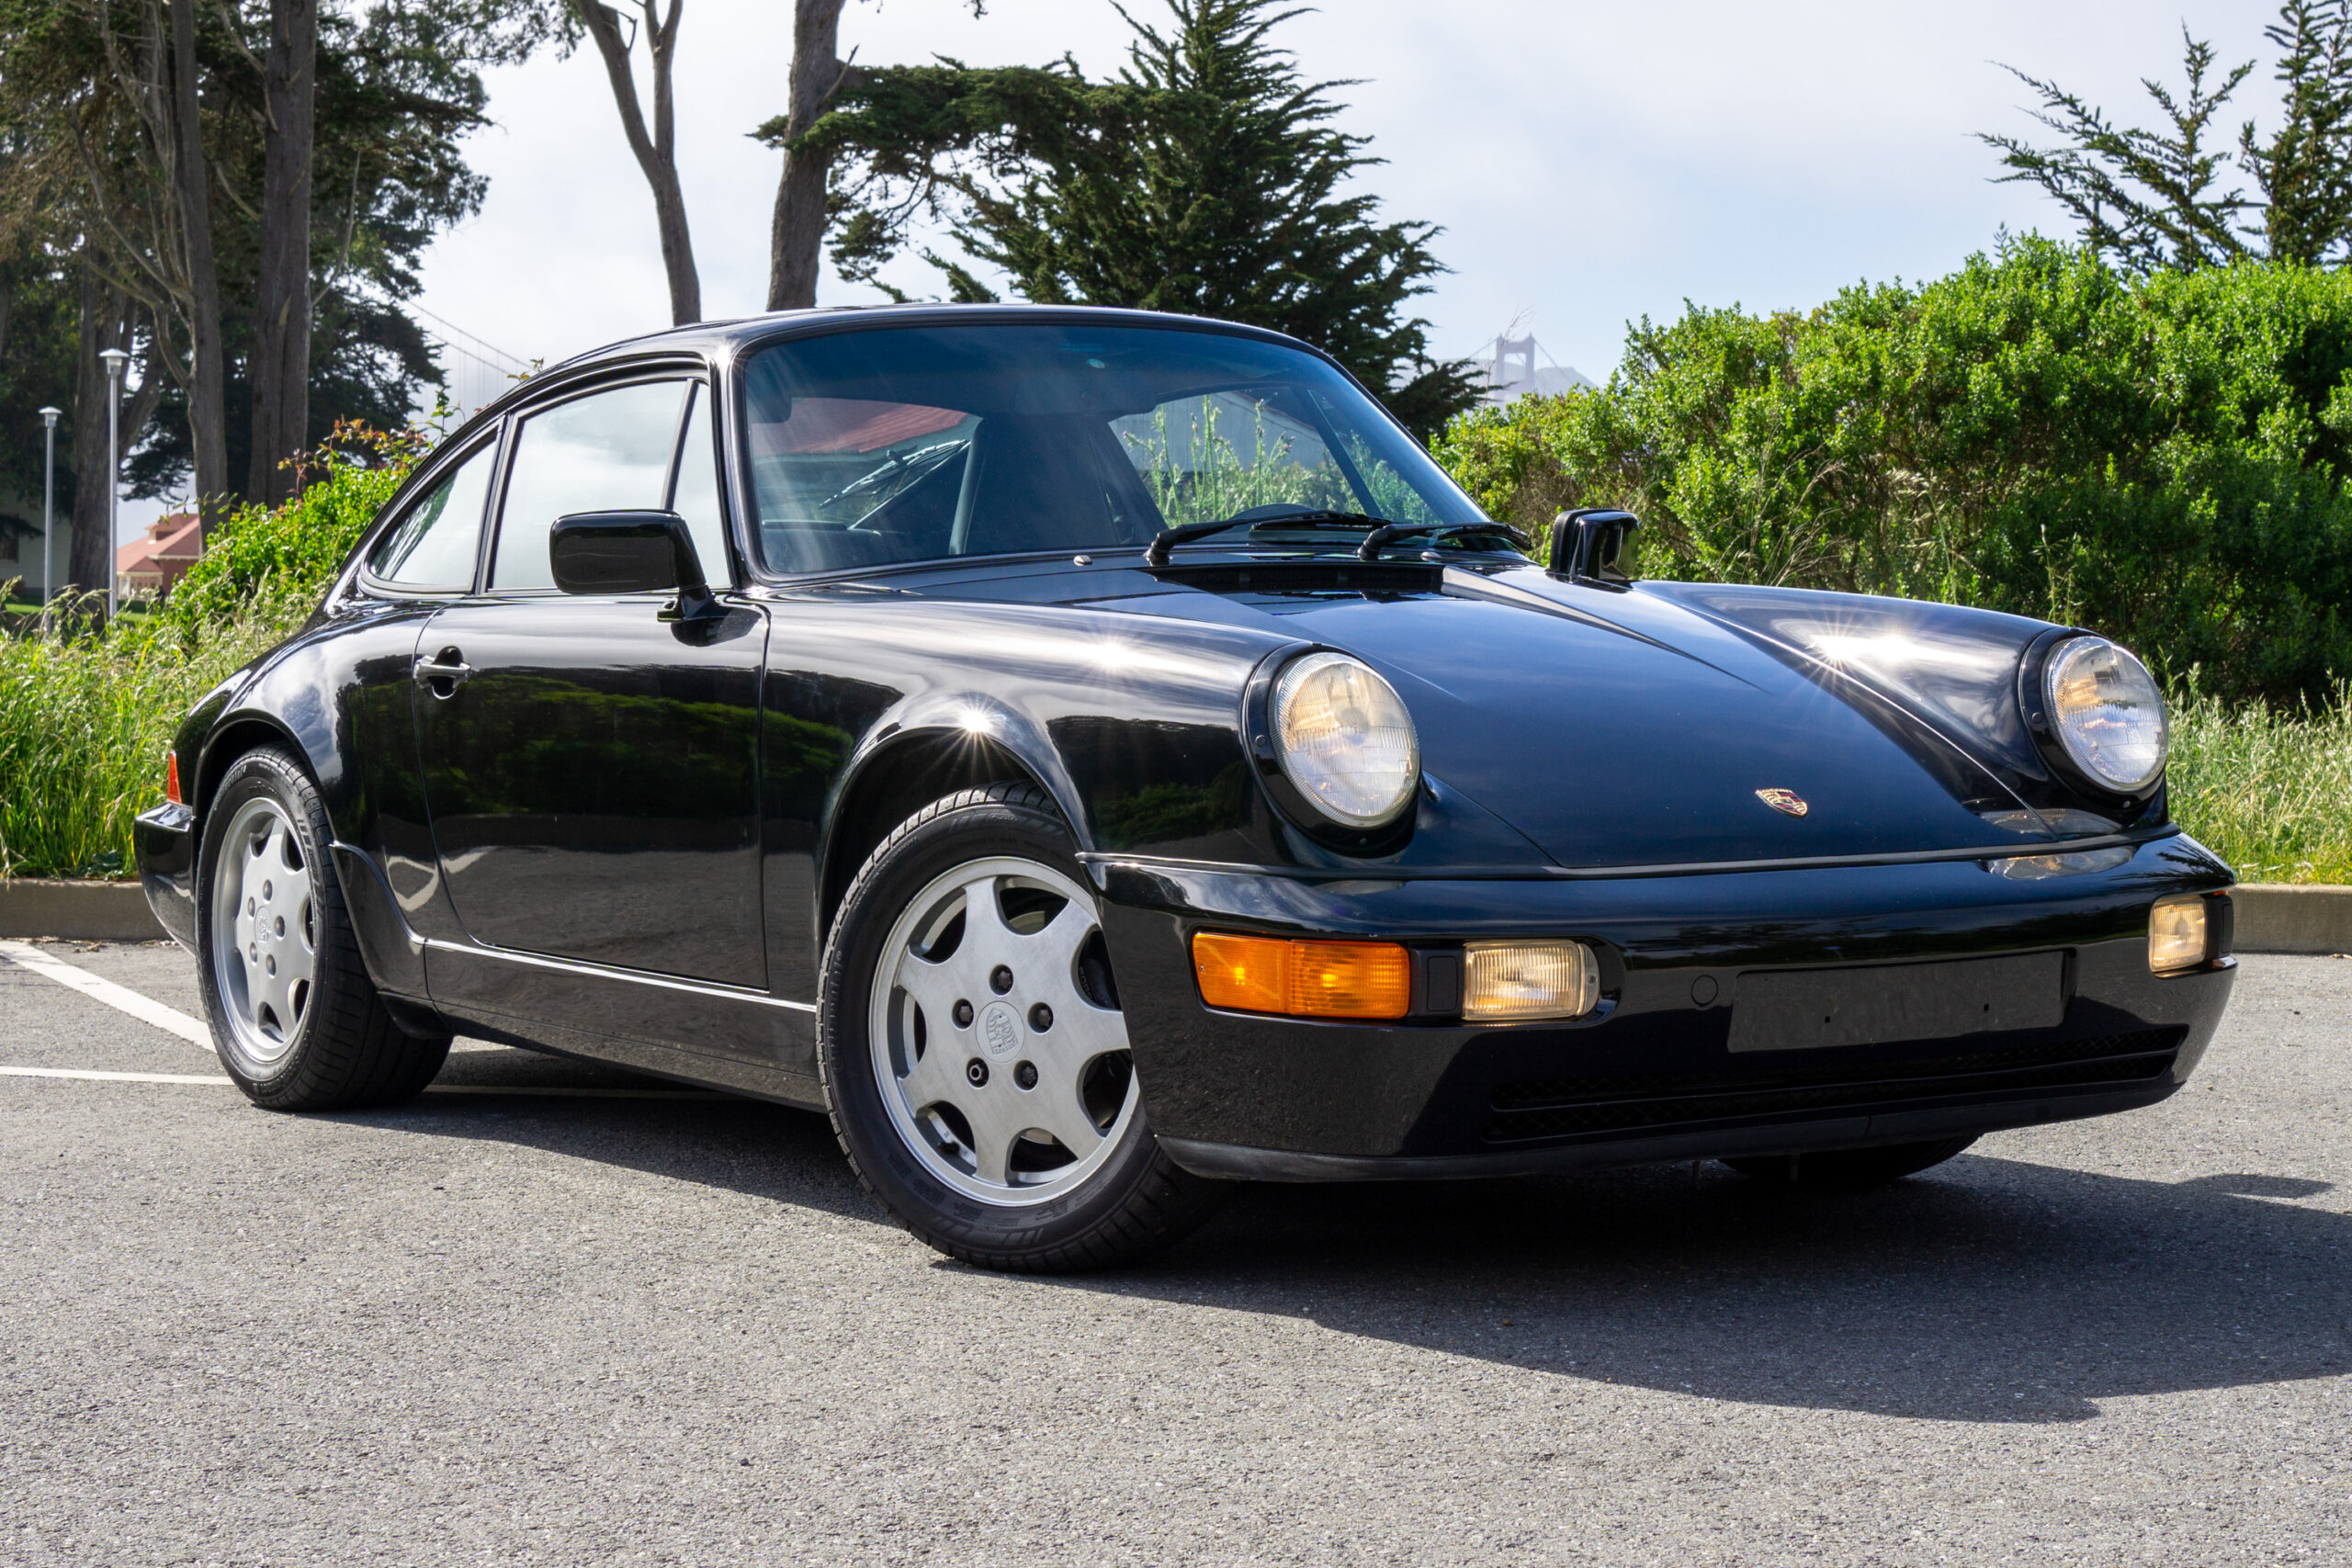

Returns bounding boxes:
[1089,833,2236,1179]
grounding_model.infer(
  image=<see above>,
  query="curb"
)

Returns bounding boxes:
[0,879,167,942]
[1,877,2347,954]
[2229,884,2352,956]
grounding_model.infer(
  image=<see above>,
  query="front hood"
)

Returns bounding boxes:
[1071,562,2058,869]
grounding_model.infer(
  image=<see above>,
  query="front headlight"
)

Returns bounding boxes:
[1272,651,1420,829]
[2043,636,2166,794]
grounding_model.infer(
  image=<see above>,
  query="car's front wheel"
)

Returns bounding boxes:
[196,747,450,1110]
[819,784,1224,1271]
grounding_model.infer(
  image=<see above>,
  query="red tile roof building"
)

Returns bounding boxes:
[116,512,203,601]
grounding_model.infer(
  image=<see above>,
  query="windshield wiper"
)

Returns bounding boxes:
[1357,519,1533,560]
[1142,508,1395,567]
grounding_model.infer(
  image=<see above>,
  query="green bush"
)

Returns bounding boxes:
[163,420,427,629]
[1434,239,2352,707]
[0,422,423,880]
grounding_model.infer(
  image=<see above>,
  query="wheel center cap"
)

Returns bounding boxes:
[979,1000,1023,1057]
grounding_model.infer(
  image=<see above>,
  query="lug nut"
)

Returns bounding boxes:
[1014,1061,1038,1090]
[952,999,974,1028]
[966,1058,989,1088]
[989,964,1014,995]
[1028,1003,1054,1032]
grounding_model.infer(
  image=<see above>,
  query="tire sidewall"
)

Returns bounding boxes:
[194,749,347,1097]
[820,795,1166,1257]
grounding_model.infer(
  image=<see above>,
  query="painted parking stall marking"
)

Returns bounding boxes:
[0,939,215,1048]
[0,940,729,1101]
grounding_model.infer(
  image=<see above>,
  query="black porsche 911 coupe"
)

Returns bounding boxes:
[136,304,2235,1271]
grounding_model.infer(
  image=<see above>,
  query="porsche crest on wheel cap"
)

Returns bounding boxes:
[1755,787,1809,817]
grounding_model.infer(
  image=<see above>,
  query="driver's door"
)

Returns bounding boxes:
[414,373,771,1027]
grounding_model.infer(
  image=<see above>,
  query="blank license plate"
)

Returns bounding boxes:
[1727,952,2065,1054]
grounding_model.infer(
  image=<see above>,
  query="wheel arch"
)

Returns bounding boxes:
[194,714,316,820]
[816,724,1078,949]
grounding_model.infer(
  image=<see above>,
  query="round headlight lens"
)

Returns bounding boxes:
[1272,651,1420,829]
[2043,636,2167,794]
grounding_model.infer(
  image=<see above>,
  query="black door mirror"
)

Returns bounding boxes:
[549,511,715,614]
[1549,508,1643,587]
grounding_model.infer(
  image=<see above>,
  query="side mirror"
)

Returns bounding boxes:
[549,510,717,616]
[1549,508,1642,586]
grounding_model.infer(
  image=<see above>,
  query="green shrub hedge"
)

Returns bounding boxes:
[1434,238,2352,707]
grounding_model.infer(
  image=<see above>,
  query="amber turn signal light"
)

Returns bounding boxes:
[164,751,182,806]
[1192,931,1412,1020]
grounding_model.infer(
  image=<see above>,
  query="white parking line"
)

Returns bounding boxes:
[0,1068,726,1099]
[0,940,215,1049]
[0,1066,233,1086]
[0,941,738,1103]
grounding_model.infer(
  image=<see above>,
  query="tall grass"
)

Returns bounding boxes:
[2167,681,2352,885]
[0,420,413,881]
[0,592,309,879]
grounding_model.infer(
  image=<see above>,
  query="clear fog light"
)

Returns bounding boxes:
[2148,895,2211,974]
[1463,941,1600,1021]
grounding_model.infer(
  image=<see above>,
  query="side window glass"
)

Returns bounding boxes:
[491,379,686,590]
[368,439,496,589]
[669,383,729,585]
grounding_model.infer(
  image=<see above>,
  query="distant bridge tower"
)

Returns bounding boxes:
[1487,334,1539,397]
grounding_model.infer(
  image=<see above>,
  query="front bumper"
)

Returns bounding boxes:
[1093,832,2236,1179]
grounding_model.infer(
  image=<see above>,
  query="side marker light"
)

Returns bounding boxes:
[164,751,182,806]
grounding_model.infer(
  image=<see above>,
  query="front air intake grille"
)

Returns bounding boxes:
[1483,1029,2184,1145]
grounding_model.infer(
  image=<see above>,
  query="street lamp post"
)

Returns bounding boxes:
[38,406,59,637]
[98,349,129,621]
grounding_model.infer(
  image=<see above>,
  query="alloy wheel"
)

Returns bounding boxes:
[209,795,318,1067]
[867,854,1138,1205]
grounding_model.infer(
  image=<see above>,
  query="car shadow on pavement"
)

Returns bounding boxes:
[347,1079,2351,1426]
[343,1085,888,1224]
[1072,1154,2352,1426]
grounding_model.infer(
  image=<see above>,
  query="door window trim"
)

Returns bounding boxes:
[353,427,507,601]
[481,368,715,599]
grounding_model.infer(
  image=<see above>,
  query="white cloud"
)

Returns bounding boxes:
[417,0,2281,387]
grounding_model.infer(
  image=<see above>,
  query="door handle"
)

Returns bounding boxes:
[413,649,473,696]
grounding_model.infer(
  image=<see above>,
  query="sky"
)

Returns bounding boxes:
[118,0,2279,537]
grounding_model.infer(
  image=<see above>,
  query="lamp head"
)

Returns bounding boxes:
[98,349,130,378]
[39,406,59,426]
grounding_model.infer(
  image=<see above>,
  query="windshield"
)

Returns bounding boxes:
[740,321,1487,574]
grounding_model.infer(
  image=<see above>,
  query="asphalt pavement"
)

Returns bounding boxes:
[1,941,2346,1566]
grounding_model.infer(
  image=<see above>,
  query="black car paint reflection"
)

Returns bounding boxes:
[134,305,2234,1179]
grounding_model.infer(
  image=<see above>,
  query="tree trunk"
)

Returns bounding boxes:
[167,0,231,533]
[71,270,132,611]
[574,1,700,325]
[248,0,318,505]
[767,0,851,311]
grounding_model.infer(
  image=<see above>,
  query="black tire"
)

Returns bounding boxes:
[818,783,1225,1271]
[1724,1135,1979,1190]
[195,746,450,1111]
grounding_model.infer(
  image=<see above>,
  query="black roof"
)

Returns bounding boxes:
[531,302,1317,383]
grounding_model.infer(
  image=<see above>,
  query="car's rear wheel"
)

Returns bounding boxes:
[819,784,1224,1271]
[197,747,450,1110]
[1723,1135,1978,1190]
